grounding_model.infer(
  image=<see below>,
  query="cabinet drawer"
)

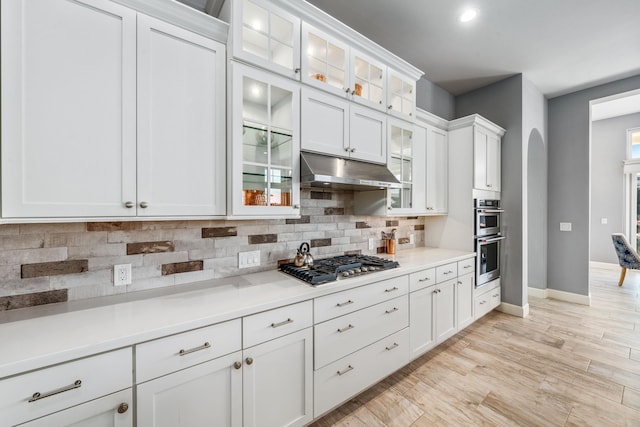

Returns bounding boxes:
[314,328,409,418]
[0,348,132,426]
[314,275,409,323]
[314,295,408,369]
[243,300,313,348]
[436,262,457,283]
[475,279,501,319]
[458,257,475,274]
[409,268,435,292]
[136,318,241,383]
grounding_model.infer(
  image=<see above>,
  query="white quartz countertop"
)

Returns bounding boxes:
[0,247,473,379]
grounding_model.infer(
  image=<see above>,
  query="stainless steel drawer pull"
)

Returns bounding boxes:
[271,318,293,328]
[179,342,211,356]
[418,277,431,282]
[337,365,354,376]
[463,265,472,269]
[337,324,354,333]
[384,286,399,293]
[492,293,500,297]
[385,342,399,351]
[29,380,82,402]
[385,307,399,314]
[443,270,453,275]
[479,301,487,305]
[336,300,354,307]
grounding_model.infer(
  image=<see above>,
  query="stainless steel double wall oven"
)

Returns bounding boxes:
[474,199,504,287]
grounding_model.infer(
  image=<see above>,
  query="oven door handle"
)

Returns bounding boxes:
[477,235,506,244]
[476,209,505,214]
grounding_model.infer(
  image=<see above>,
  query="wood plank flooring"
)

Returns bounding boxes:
[311,264,640,426]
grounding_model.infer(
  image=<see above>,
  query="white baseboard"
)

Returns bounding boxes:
[527,287,547,299]
[497,302,529,318]
[546,288,591,306]
[527,287,591,306]
[590,261,618,269]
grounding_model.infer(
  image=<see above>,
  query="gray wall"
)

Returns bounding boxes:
[455,74,525,307]
[523,78,548,291]
[591,113,640,264]
[548,74,640,296]
[416,77,455,120]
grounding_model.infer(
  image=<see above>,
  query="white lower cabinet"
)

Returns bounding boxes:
[457,273,475,331]
[20,389,133,427]
[475,278,501,320]
[0,348,132,427]
[242,328,313,427]
[314,328,410,418]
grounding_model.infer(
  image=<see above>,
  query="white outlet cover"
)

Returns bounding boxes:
[368,238,375,251]
[601,218,608,225]
[560,222,572,232]
[114,264,132,286]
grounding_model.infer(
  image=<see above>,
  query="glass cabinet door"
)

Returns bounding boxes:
[350,50,386,111]
[234,0,300,79]
[301,23,349,98]
[389,121,413,210]
[388,71,416,119]
[231,62,300,216]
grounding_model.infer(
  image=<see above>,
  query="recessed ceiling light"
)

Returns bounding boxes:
[459,9,477,23]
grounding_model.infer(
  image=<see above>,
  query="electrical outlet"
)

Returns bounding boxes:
[560,222,572,232]
[368,238,375,251]
[114,264,131,286]
[409,234,415,244]
[239,250,260,268]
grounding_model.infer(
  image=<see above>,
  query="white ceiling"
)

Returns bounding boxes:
[304,0,640,98]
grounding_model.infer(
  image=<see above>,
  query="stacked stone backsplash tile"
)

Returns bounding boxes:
[0,190,425,311]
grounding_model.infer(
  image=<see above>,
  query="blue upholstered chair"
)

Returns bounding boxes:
[611,233,640,286]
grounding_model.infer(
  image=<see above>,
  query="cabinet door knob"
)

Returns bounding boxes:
[344,147,350,152]
[293,204,300,209]
[350,147,356,152]
[124,201,134,208]
[245,357,254,365]
[294,68,300,74]
[117,402,129,414]
[234,361,242,370]
[345,88,350,93]
[140,201,149,208]
[388,105,393,110]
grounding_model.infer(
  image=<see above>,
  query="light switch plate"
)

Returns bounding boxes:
[560,222,572,232]
[601,218,608,225]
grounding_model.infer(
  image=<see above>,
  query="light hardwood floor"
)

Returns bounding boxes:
[311,264,640,426]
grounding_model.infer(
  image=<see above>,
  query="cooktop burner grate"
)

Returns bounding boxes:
[280,254,399,285]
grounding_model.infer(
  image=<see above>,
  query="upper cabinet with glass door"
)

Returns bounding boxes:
[223,0,301,79]
[387,69,416,120]
[388,119,415,213]
[229,62,300,217]
[301,23,349,98]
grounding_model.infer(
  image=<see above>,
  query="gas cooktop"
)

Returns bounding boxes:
[280,254,399,285]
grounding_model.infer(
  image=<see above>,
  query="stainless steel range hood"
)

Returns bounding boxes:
[300,151,401,190]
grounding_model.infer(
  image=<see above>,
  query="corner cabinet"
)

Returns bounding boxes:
[1,0,227,220]
[228,62,301,217]
[387,70,416,120]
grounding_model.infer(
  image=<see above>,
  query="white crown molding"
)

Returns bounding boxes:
[111,0,229,42]
[448,114,506,136]
[415,108,448,130]
[268,0,423,81]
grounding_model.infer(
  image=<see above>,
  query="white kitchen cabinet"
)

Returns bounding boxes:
[301,86,386,164]
[20,389,133,427]
[224,0,301,79]
[425,125,449,214]
[1,0,227,220]
[457,273,475,331]
[301,23,350,98]
[350,49,387,112]
[136,351,243,427]
[0,348,132,426]
[387,69,416,120]
[1,0,137,219]
[474,126,501,191]
[242,328,313,427]
[137,14,226,217]
[229,61,300,217]
[409,267,458,359]
[475,278,501,320]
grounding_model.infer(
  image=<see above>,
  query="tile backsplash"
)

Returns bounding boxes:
[0,190,425,311]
